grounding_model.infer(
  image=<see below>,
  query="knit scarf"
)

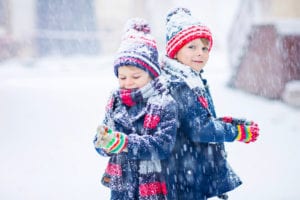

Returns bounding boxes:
[161,56,213,116]
[102,77,169,200]
[105,77,167,132]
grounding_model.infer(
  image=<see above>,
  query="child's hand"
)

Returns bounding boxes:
[94,125,112,148]
[219,116,260,143]
[235,122,259,143]
[94,125,128,153]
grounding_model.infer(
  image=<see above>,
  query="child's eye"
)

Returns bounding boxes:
[202,47,209,51]
[188,45,196,49]
[119,77,126,80]
[133,75,141,79]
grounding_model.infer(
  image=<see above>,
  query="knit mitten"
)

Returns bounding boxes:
[235,123,259,143]
[94,125,128,153]
[219,116,259,143]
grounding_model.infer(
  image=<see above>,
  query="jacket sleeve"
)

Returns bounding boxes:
[126,100,178,160]
[188,117,238,142]
[172,83,238,143]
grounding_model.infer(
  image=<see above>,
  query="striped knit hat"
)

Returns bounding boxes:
[166,7,213,59]
[114,18,160,79]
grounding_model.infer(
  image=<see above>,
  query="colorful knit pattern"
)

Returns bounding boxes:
[219,116,259,143]
[235,124,258,143]
[106,130,128,154]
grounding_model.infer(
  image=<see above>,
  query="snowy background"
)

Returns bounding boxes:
[1,1,300,199]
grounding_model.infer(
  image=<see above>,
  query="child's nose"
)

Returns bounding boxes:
[125,78,134,86]
[196,48,204,55]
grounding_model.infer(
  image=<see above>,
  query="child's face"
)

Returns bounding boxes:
[175,38,210,72]
[118,66,152,89]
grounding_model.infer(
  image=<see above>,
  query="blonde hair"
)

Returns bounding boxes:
[200,38,210,46]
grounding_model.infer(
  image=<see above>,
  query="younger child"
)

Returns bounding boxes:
[161,8,259,200]
[93,18,178,200]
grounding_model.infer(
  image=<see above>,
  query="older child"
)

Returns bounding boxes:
[161,8,259,200]
[93,18,178,200]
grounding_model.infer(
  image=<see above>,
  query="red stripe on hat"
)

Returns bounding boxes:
[124,57,159,78]
[167,26,212,50]
[139,182,167,197]
[167,25,213,58]
[105,163,122,176]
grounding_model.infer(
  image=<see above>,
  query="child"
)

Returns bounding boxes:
[160,8,259,200]
[93,18,178,200]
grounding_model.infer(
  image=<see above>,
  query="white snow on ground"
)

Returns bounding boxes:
[0,51,299,200]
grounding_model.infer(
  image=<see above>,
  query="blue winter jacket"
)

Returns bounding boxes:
[162,71,242,200]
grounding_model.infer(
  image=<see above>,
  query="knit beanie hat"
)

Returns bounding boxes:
[114,18,160,79]
[166,7,213,59]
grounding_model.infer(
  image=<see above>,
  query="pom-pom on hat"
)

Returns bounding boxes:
[114,18,160,79]
[166,7,213,59]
